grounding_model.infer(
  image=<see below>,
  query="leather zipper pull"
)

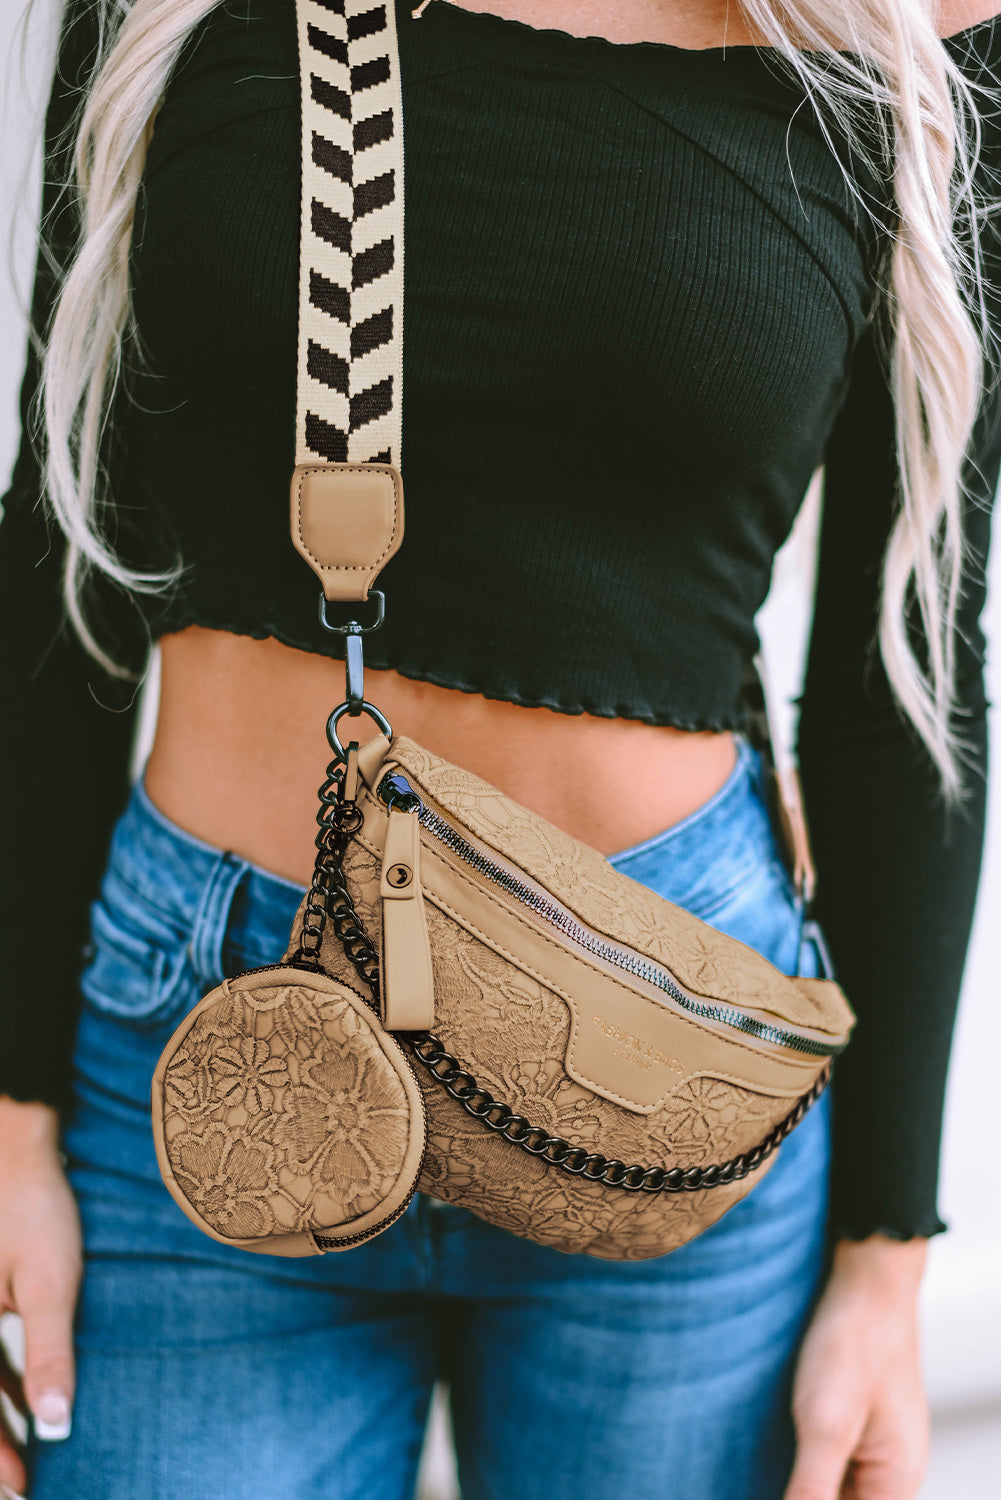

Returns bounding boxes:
[379,805,435,1031]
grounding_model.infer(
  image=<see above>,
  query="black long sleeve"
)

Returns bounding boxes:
[798,22,1001,1235]
[0,0,148,1109]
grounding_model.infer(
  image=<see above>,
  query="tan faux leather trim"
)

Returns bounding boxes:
[290,463,404,602]
[377,899,435,1030]
[417,846,820,1111]
[379,807,436,1029]
[358,731,393,788]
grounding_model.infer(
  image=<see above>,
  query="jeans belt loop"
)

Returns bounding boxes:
[188,850,251,989]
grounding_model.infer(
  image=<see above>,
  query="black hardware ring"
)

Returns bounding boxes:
[326,700,394,761]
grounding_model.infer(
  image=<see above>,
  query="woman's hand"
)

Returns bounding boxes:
[783,1233,930,1500]
[0,1096,82,1497]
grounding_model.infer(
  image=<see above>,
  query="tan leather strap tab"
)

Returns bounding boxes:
[357,731,393,788]
[749,651,819,904]
[379,807,436,1030]
[291,463,404,602]
[775,763,817,906]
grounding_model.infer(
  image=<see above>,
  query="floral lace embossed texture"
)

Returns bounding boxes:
[269,736,855,1261]
[156,971,426,1250]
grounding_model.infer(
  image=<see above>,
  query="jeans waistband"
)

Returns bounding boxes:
[105,773,309,985]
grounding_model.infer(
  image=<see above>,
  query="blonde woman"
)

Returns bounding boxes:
[2,1,1000,1496]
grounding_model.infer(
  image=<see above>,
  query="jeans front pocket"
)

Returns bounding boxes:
[79,873,197,1031]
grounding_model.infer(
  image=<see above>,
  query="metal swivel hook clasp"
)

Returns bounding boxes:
[317,589,394,765]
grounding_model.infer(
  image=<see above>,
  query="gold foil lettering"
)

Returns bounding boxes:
[589,1014,685,1074]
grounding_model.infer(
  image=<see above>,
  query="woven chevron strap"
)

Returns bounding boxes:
[291,0,406,607]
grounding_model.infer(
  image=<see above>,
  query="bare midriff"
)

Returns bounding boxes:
[143,627,740,885]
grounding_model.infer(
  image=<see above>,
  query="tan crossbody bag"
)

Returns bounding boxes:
[151,0,855,1261]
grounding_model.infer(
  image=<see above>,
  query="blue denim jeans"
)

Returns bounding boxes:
[29,734,834,1500]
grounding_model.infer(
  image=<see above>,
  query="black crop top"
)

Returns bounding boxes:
[2,0,1000,1242]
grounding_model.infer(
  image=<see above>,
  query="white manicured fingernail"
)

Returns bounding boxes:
[33,1390,71,1440]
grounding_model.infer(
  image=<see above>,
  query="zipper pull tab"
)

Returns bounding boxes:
[379,804,435,1031]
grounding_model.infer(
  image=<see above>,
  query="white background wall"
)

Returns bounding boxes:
[2,4,999,1495]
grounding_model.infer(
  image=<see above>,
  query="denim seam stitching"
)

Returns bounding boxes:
[189,853,251,985]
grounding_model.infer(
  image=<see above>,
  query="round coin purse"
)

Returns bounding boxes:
[152,966,427,1254]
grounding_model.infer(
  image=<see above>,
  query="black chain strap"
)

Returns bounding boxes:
[291,756,367,968]
[310,767,831,1194]
[406,1036,830,1193]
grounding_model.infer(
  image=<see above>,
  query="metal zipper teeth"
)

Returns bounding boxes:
[311,1189,417,1251]
[377,773,843,1060]
[228,961,431,1250]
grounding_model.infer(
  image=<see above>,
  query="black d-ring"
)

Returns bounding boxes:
[326,700,394,762]
[318,589,385,635]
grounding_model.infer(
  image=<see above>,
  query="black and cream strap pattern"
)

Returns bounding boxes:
[295,0,404,470]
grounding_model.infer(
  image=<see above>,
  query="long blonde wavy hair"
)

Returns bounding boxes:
[35,0,1001,802]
